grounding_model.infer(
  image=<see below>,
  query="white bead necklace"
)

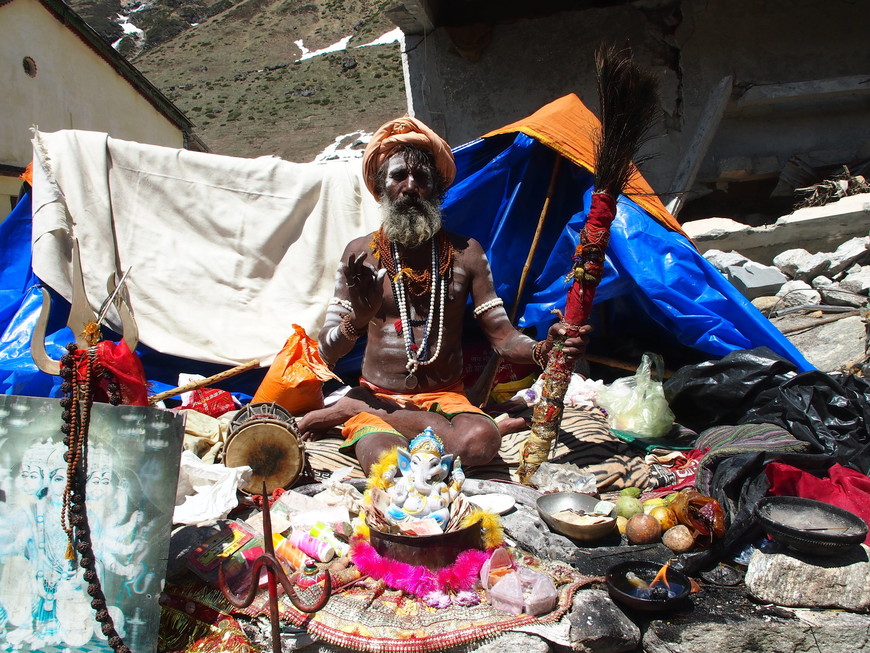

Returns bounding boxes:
[392,238,447,389]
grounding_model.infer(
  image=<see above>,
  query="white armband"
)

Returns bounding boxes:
[472,297,504,318]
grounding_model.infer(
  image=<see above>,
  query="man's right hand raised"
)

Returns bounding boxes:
[342,252,386,325]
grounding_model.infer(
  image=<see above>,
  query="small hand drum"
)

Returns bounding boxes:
[224,402,305,494]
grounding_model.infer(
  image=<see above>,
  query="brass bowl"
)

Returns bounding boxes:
[536,492,617,542]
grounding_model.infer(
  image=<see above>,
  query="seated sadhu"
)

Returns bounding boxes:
[297,116,588,474]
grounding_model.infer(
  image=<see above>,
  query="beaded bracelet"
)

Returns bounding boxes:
[472,297,504,318]
[339,313,364,340]
[532,340,549,368]
[329,297,354,312]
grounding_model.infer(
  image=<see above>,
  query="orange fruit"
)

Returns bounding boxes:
[649,506,679,532]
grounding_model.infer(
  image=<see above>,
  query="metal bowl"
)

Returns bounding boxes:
[755,496,868,556]
[536,492,617,542]
[367,521,483,570]
[605,560,691,613]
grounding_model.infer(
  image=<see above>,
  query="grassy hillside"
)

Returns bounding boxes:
[70,0,407,160]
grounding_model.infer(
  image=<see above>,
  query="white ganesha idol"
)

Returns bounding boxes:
[384,427,465,529]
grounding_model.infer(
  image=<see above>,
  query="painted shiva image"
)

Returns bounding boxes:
[0,395,183,652]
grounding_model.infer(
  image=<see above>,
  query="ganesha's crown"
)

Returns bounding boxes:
[409,427,444,456]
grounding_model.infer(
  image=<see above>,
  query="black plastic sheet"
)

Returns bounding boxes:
[741,371,870,475]
[665,348,870,474]
[663,348,798,432]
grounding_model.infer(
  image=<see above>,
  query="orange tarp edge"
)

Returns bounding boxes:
[483,94,687,239]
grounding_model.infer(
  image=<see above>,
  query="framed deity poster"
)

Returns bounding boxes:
[0,395,184,652]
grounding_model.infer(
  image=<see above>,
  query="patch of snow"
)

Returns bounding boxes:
[295,36,352,62]
[112,12,145,50]
[295,28,404,62]
[312,130,373,163]
[357,27,403,48]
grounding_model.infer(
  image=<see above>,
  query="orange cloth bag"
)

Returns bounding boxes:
[253,324,340,414]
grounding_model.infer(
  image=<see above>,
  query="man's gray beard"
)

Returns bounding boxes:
[381,196,443,248]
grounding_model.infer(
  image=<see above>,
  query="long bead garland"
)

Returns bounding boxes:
[59,344,129,653]
[392,238,447,388]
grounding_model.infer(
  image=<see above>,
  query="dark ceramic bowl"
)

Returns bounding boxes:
[367,521,483,570]
[605,560,691,613]
[755,496,868,556]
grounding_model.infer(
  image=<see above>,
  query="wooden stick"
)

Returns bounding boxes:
[512,156,562,322]
[779,310,862,335]
[148,359,261,404]
[467,156,563,407]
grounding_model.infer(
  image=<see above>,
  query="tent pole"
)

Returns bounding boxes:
[512,155,562,323]
[467,155,562,407]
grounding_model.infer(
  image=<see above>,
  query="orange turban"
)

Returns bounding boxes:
[362,116,456,198]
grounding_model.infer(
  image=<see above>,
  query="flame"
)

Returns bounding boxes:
[650,562,670,590]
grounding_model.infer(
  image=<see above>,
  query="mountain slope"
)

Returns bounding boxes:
[69,0,407,161]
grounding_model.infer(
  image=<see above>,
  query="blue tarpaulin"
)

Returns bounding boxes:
[442,130,811,372]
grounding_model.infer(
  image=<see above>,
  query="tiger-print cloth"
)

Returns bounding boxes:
[300,406,651,492]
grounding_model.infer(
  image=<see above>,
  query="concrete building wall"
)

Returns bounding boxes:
[404,0,870,213]
[1,0,185,210]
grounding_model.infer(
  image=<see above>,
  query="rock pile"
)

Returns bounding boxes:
[703,236,870,373]
[704,235,870,311]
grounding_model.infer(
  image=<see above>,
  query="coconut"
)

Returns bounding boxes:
[662,524,694,553]
[625,513,662,544]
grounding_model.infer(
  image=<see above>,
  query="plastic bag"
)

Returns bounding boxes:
[529,461,597,494]
[253,324,340,414]
[596,353,674,438]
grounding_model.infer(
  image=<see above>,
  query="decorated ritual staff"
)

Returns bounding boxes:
[297,116,588,474]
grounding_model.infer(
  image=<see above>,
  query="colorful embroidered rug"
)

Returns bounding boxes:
[239,552,598,652]
[694,423,810,494]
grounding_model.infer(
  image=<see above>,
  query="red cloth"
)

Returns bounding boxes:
[765,462,870,544]
[182,387,237,417]
[74,340,149,406]
[564,193,616,326]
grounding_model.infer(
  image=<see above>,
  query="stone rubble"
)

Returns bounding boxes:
[703,234,870,307]
[697,202,869,372]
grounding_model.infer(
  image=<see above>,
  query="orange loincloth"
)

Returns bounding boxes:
[339,379,494,450]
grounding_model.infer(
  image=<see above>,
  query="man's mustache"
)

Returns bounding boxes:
[391,195,429,212]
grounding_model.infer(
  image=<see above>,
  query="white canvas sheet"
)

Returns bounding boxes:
[31,129,382,365]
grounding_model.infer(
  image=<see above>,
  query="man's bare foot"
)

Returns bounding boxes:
[496,415,528,436]
[297,397,363,440]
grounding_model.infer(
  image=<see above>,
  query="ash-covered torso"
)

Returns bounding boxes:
[325,229,510,393]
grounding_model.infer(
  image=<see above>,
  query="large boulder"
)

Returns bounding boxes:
[745,546,870,612]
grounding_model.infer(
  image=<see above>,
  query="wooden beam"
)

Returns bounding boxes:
[665,75,733,218]
[732,75,870,110]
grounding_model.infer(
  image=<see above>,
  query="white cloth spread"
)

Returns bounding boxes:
[31,129,382,365]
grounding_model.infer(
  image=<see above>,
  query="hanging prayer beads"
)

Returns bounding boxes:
[391,237,448,388]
